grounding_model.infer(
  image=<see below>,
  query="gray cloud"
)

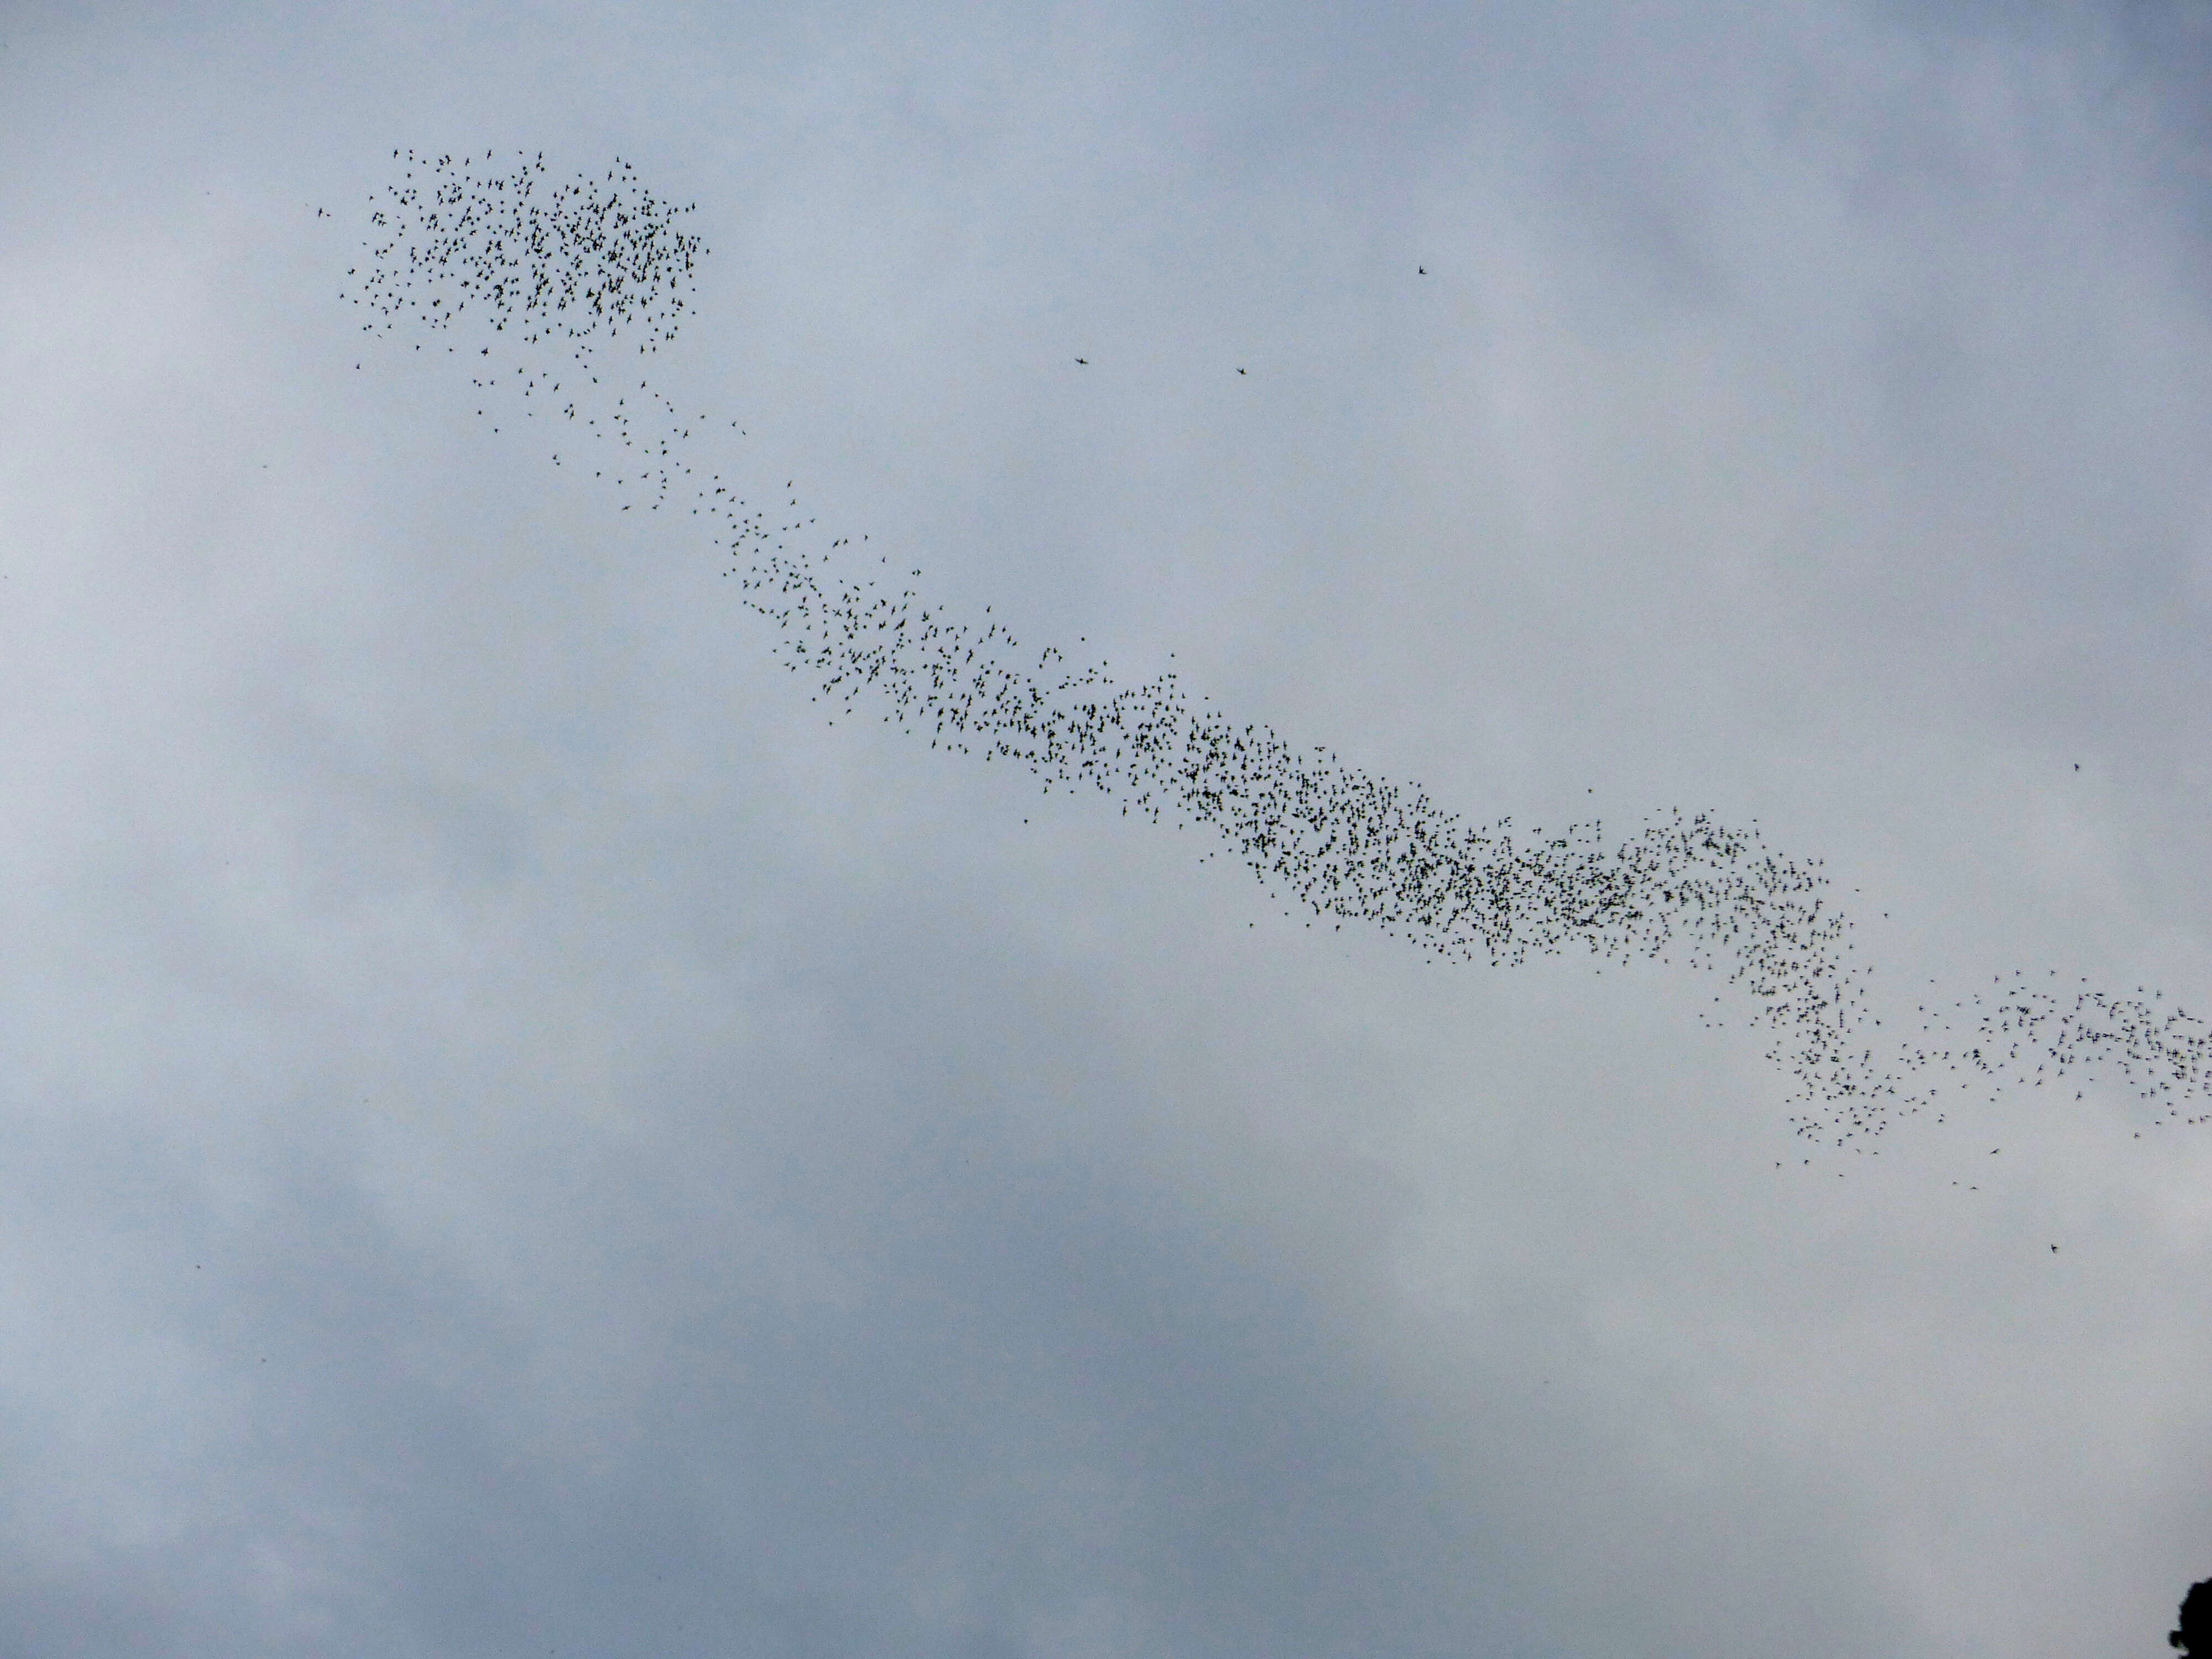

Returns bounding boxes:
[3,2,2210,1656]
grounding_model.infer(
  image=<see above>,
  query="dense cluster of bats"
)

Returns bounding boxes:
[341,151,2210,1150]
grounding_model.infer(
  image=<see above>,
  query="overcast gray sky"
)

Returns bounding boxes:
[3,1,2211,1655]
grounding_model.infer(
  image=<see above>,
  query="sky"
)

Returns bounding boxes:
[2,1,2210,1655]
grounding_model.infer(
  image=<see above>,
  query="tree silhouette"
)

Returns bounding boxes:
[2172,1576,2212,1653]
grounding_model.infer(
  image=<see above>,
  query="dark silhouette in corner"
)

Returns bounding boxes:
[2173,1577,2212,1652]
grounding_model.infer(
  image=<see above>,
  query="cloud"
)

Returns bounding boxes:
[3,3,2210,1656]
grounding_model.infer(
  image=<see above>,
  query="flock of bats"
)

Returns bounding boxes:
[340,150,2211,1154]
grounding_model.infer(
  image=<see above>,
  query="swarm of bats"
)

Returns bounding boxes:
[341,150,2211,1150]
